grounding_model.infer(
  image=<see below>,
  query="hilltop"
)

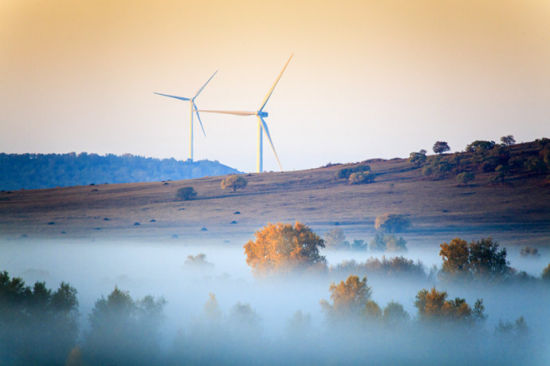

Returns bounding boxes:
[0,153,239,190]
[1,139,549,247]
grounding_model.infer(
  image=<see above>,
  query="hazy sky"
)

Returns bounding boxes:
[2,0,549,172]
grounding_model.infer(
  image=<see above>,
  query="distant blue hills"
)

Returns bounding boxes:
[0,153,240,190]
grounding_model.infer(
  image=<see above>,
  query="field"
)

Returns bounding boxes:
[1,142,549,248]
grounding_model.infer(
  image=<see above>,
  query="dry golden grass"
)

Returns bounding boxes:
[1,148,549,247]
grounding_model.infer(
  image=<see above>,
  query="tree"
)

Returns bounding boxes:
[541,263,550,282]
[324,228,348,250]
[383,301,409,326]
[456,172,475,186]
[500,135,516,146]
[221,175,248,192]
[0,272,79,365]
[320,275,371,320]
[84,287,165,365]
[243,222,326,275]
[374,213,411,233]
[414,288,483,323]
[439,237,510,281]
[409,150,427,167]
[176,186,197,200]
[433,141,450,154]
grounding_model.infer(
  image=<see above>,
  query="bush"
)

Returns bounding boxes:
[336,164,370,179]
[433,141,450,154]
[374,213,411,233]
[409,150,427,166]
[456,172,475,185]
[221,175,248,192]
[466,140,496,153]
[542,263,550,282]
[348,171,375,184]
[176,187,197,201]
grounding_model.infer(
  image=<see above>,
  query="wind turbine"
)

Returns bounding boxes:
[154,70,217,161]
[200,55,293,173]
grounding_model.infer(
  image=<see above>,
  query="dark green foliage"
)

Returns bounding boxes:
[456,172,475,185]
[375,213,411,233]
[542,263,550,282]
[524,156,547,174]
[83,287,165,366]
[433,141,450,154]
[409,150,427,167]
[336,164,370,179]
[466,140,496,153]
[176,186,197,200]
[0,271,78,365]
[348,171,375,184]
[0,153,239,191]
[439,237,511,282]
[500,135,516,146]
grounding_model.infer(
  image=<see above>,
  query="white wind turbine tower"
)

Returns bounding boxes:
[154,71,217,161]
[200,55,293,173]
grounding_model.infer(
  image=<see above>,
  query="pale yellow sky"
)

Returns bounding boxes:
[1,0,549,171]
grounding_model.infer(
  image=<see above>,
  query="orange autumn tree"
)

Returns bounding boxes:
[244,222,326,275]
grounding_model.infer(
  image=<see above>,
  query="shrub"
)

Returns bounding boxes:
[221,175,248,192]
[243,222,326,275]
[374,213,411,233]
[336,164,370,179]
[176,187,197,201]
[409,150,427,166]
[433,141,450,154]
[348,171,375,184]
[542,263,550,282]
[456,172,475,185]
[421,165,433,176]
[466,140,496,153]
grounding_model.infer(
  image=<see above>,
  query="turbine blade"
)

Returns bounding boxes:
[154,92,190,101]
[194,70,218,99]
[259,116,283,171]
[193,102,206,136]
[199,109,257,116]
[259,54,293,112]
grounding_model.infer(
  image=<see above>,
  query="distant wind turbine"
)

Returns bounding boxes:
[200,55,293,173]
[154,71,217,161]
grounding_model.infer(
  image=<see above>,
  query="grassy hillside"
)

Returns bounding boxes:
[1,140,549,247]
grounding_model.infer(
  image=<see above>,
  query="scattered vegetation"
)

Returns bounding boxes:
[243,222,326,275]
[369,232,407,252]
[220,175,248,192]
[520,246,540,257]
[175,187,197,201]
[330,256,426,279]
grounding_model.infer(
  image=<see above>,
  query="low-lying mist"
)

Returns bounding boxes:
[1,237,549,365]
